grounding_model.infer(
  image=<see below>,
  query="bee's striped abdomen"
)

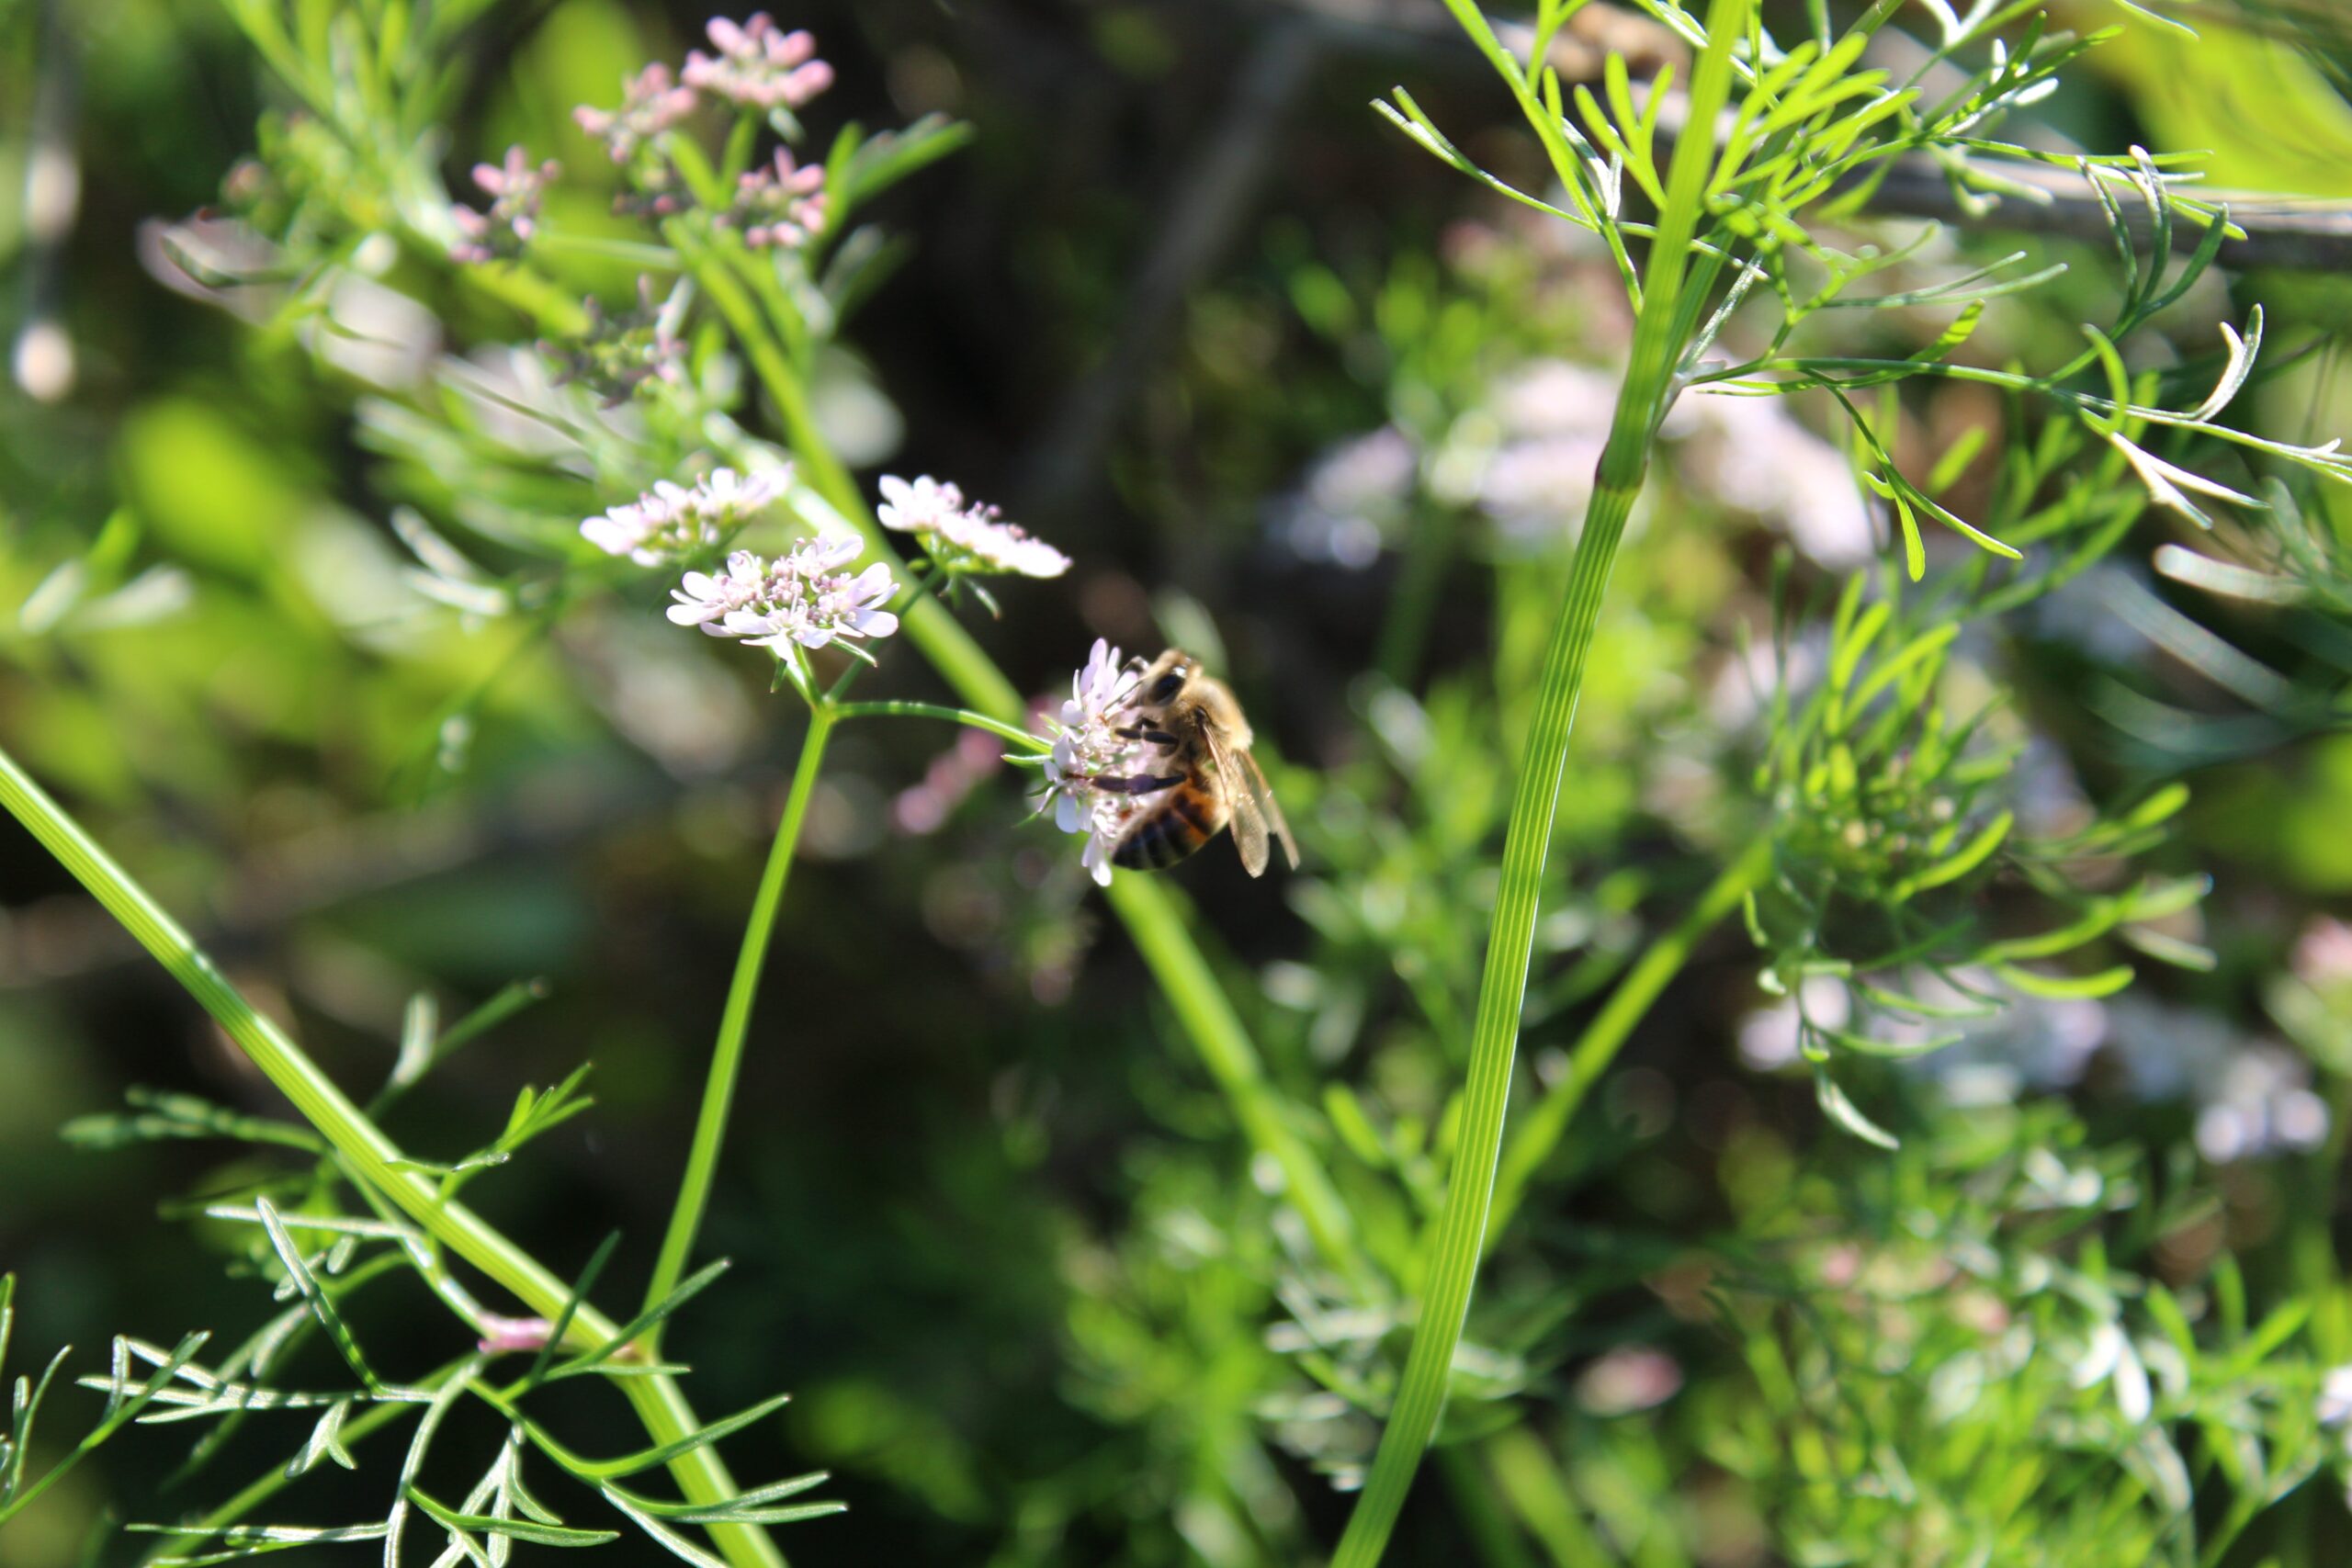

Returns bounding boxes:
[1113,786,1226,870]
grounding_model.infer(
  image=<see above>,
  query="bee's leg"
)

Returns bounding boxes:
[1085,772,1186,795]
[1115,726,1182,749]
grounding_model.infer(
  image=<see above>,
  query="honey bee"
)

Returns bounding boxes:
[1091,649,1300,876]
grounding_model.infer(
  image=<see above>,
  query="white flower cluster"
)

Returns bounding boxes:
[877,474,1071,579]
[667,536,899,651]
[582,468,783,566]
[683,14,835,111]
[1041,638,1145,886]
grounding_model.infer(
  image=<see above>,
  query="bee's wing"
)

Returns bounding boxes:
[1204,725,1299,877]
[1250,752,1300,871]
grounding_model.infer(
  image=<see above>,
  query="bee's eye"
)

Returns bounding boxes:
[1148,671,1186,705]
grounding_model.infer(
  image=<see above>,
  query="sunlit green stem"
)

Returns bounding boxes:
[1486,837,1772,1246]
[831,701,1046,751]
[645,708,838,1326]
[1329,0,1749,1559]
[0,745,785,1568]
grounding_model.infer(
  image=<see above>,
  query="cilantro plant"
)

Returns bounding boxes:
[4,2,2352,1565]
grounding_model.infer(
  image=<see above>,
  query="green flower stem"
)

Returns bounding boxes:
[831,701,1047,751]
[0,744,786,1568]
[1329,0,1748,1561]
[644,708,838,1325]
[1486,836,1772,1247]
[678,234,1365,1284]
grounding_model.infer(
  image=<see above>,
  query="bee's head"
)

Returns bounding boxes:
[1138,649,1195,707]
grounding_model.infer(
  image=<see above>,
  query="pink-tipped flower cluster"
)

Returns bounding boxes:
[564,17,839,257]
[684,14,836,111]
[575,17,834,170]
[719,150,829,249]
[1041,638,1147,886]
[582,468,784,566]
[667,536,899,651]
[574,63,700,164]
[451,147,560,263]
[877,475,1072,579]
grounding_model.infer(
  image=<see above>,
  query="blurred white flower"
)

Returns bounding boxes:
[667,536,897,651]
[1309,425,1417,516]
[893,726,1004,834]
[585,481,704,563]
[582,467,784,565]
[876,473,965,535]
[2073,1321,2153,1424]
[1488,361,1619,437]
[2319,1364,2352,1427]
[2104,997,2330,1163]
[2295,915,2352,992]
[876,473,1070,578]
[1894,969,2109,1108]
[696,467,779,521]
[683,15,835,111]
[1737,976,1849,1072]
[1574,1348,1683,1416]
[1479,434,1604,538]
[1679,392,1877,570]
[1271,426,1417,570]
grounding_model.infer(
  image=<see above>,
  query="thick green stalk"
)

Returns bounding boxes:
[0,745,786,1568]
[1328,1,1749,1560]
[678,237,1364,1283]
[1486,837,1771,1247]
[645,708,837,1324]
